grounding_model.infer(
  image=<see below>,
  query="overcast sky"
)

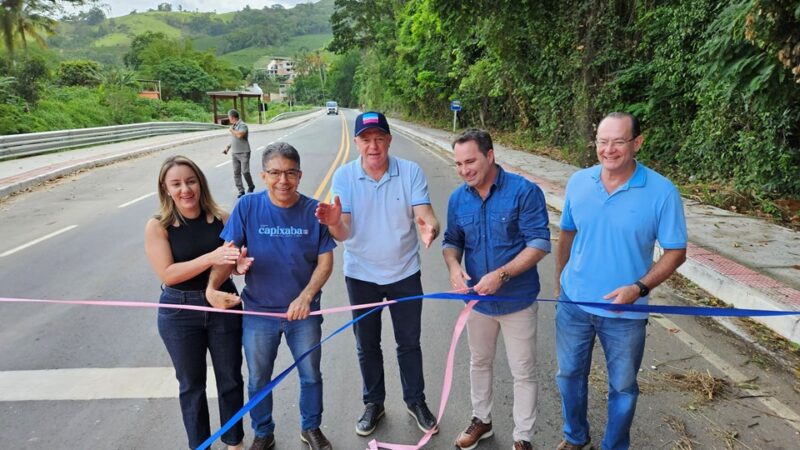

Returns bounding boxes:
[84,1,317,17]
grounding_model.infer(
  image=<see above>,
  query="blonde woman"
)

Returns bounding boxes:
[144,155,249,450]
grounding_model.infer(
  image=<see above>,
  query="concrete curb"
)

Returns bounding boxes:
[391,121,800,344]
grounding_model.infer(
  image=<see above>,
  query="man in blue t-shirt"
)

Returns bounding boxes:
[315,112,441,437]
[208,142,336,450]
[554,112,687,450]
[442,129,550,450]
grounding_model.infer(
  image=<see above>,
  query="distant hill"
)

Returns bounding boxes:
[47,0,334,68]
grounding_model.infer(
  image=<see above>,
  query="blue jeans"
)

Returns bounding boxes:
[345,271,425,406]
[243,314,323,438]
[555,297,647,450]
[157,286,244,449]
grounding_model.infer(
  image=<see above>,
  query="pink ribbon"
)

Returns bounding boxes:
[2,293,479,450]
[0,296,397,317]
[367,300,478,450]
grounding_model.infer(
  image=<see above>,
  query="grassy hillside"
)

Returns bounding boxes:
[49,1,334,68]
[221,34,333,68]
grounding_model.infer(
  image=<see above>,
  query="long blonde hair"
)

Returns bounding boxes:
[155,155,225,228]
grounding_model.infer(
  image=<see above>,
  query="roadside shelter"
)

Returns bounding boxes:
[207,90,264,125]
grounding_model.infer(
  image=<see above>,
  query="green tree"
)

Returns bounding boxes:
[326,49,360,107]
[57,59,101,86]
[14,52,49,104]
[95,66,139,89]
[153,58,216,102]
[123,31,169,70]
[0,0,87,56]
[83,5,105,25]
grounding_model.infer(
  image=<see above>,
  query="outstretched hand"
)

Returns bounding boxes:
[315,195,342,226]
[416,216,437,249]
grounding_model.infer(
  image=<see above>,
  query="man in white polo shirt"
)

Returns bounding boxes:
[316,111,440,438]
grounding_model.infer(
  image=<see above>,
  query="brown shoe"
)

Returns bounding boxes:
[513,440,533,450]
[556,438,592,450]
[249,434,275,450]
[300,427,332,450]
[454,417,493,450]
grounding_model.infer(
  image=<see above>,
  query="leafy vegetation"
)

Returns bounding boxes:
[0,2,332,138]
[329,0,800,222]
[50,1,334,68]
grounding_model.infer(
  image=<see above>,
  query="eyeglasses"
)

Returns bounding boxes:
[265,169,301,180]
[594,137,636,149]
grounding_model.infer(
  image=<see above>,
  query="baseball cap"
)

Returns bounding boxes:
[354,111,391,137]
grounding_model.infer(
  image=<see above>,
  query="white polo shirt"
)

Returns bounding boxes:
[332,156,431,284]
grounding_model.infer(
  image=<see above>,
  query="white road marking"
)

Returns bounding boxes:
[118,192,155,208]
[651,314,800,431]
[0,367,219,401]
[0,225,78,257]
[215,159,232,168]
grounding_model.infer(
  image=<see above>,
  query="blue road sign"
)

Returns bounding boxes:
[450,100,462,111]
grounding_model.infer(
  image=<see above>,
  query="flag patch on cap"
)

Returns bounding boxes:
[362,113,380,124]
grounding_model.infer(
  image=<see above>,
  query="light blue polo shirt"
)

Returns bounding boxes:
[332,156,431,284]
[560,162,687,319]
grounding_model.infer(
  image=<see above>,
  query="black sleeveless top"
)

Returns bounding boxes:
[167,213,237,293]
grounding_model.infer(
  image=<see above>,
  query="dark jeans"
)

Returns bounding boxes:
[158,286,244,449]
[346,271,425,406]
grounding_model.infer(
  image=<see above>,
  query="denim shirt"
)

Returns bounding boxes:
[443,165,551,315]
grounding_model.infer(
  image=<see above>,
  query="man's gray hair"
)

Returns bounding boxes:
[261,142,300,170]
[228,109,240,119]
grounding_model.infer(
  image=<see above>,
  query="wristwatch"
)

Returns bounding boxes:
[634,280,650,298]
[498,267,512,283]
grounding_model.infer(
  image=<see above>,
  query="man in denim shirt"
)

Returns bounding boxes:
[442,129,550,450]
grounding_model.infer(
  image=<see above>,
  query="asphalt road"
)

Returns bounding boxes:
[1,109,799,449]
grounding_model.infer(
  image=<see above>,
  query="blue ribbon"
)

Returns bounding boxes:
[198,292,423,450]
[198,291,798,449]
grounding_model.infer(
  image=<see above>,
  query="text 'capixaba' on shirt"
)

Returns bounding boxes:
[257,225,310,237]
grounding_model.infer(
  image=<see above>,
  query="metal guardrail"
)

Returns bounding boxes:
[0,122,226,161]
[268,107,322,123]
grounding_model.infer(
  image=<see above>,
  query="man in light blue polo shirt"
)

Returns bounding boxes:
[315,111,441,437]
[554,112,687,450]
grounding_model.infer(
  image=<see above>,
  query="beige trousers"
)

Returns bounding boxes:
[466,304,538,442]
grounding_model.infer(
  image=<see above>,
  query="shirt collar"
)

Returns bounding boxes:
[591,161,646,190]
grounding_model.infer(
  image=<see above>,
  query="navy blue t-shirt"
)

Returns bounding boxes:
[221,192,336,312]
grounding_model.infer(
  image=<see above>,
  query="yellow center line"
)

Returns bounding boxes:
[312,113,348,200]
[324,119,350,203]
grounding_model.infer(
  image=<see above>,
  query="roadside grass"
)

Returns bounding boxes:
[664,415,697,450]
[661,370,730,405]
